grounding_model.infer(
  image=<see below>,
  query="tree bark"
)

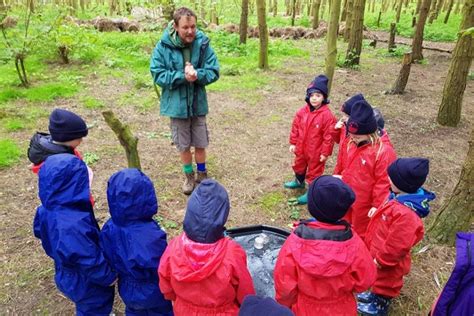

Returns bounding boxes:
[345,0,366,65]
[256,0,269,69]
[240,0,249,44]
[437,0,473,126]
[344,0,354,41]
[411,0,431,61]
[102,111,142,170]
[387,52,412,94]
[273,0,278,16]
[312,0,321,28]
[444,0,454,23]
[341,0,348,20]
[416,0,422,13]
[388,22,397,51]
[326,0,341,92]
[291,0,296,25]
[428,129,474,245]
[396,0,404,22]
[428,0,438,22]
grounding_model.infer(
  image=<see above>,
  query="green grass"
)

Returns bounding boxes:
[2,118,26,131]
[259,191,286,214]
[0,139,22,168]
[81,96,105,109]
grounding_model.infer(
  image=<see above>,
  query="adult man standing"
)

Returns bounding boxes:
[150,7,219,195]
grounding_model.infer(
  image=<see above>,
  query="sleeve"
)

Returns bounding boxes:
[230,244,256,305]
[350,238,377,293]
[376,211,424,267]
[196,44,219,86]
[330,125,342,144]
[371,147,393,208]
[333,137,348,175]
[274,240,298,308]
[158,240,177,301]
[321,112,337,156]
[289,111,301,145]
[150,42,186,89]
[33,207,43,239]
[57,222,117,287]
[98,221,114,265]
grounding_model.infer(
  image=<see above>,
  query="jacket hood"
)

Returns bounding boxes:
[183,179,230,243]
[38,153,92,212]
[170,233,228,282]
[28,132,74,165]
[160,21,206,48]
[288,221,358,277]
[107,168,157,225]
[389,188,436,218]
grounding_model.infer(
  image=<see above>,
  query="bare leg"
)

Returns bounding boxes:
[194,147,206,164]
[180,149,193,165]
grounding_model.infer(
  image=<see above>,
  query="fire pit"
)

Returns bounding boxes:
[226,225,290,298]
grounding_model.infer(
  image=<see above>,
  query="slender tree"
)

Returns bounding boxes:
[240,0,249,44]
[291,0,296,25]
[444,0,454,23]
[345,0,366,65]
[312,0,321,28]
[411,0,431,61]
[341,0,348,20]
[256,0,269,69]
[437,0,473,126]
[396,0,404,22]
[273,0,278,16]
[325,0,342,92]
[428,129,474,245]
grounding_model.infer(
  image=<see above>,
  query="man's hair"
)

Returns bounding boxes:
[173,7,197,25]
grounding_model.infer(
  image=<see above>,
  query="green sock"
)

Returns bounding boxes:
[183,164,194,174]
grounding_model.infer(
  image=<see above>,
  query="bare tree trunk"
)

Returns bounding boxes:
[411,0,431,61]
[210,0,218,24]
[326,0,342,92]
[416,0,422,13]
[320,0,327,19]
[443,0,454,23]
[345,0,366,65]
[388,22,397,51]
[344,0,354,41]
[341,0,348,20]
[396,0,404,22]
[102,111,142,170]
[428,0,438,22]
[200,0,206,21]
[286,0,291,15]
[240,0,249,44]
[291,0,296,25]
[256,0,269,69]
[428,130,474,245]
[454,0,461,13]
[273,0,278,16]
[437,0,473,126]
[312,0,321,28]
[28,0,34,13]
[387,52,412,94]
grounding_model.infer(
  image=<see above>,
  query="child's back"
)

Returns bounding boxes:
[33,154,116,315]
[158,179,255,316]
[100,169,173,315]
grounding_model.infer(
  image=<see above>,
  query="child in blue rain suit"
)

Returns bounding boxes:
[100,169,173,316]
[33,154,116,315]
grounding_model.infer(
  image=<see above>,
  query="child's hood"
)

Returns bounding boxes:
[170,233,229,282]
[38,153,92,212]
[107,168,157,225]
[28,132,74,165]
[287,221,358,277]
[390,188,436,218]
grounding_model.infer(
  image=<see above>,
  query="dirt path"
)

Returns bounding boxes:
[371,30,455,53]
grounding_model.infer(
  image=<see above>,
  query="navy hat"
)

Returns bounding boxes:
[239,295,294,316]
[388,158,429,193]
[373,107,385,130]
[183,179,230,244]
[49,109,88,142]
[307,175,355,223]
[341,93,365,115]
[347,100,377,135]
[305,75,329,104]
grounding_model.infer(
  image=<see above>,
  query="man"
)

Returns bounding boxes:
[150,7,219,195]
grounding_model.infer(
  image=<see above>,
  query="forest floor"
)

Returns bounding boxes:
[0,34,473,315]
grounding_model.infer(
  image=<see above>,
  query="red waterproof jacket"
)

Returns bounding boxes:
[365,199,424,297]
[274,221,376,315]
[341,141,396,239]
[158,233,255,316]
[332,125,348,175]
[289,104,336,182]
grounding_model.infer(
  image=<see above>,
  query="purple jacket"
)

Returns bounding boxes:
[432,232,474,316]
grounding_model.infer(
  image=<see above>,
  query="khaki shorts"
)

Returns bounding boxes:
[170,116,209,152]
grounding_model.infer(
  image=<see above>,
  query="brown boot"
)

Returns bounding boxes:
[182,172,195,195]
[196,171,208,183]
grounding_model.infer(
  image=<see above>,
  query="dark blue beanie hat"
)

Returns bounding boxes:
[388,158,429,193]
[183,179,230,244]
[341,93,365,115]
[49,109,88,142]
[305,75,329,104]
[347,100,377,135]
[307,175,355,223]
[373,107,385,130]
[239,295,294,316]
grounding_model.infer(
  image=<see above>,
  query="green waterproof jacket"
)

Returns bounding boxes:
[150,26,219,118]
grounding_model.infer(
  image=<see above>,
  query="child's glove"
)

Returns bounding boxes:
[374,258,382,269]
[319,154,327,162]
[289,145,296,154]
[335,118,345,129]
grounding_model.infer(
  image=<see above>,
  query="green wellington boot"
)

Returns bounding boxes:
[297,191,308,205]
[284,179,305,189]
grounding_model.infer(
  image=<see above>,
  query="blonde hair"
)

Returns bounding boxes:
[348,132,385,161]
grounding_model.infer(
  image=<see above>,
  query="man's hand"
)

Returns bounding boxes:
[185,62,197,82]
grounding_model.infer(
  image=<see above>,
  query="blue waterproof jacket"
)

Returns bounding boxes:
[100,169,173,314]
[33,154,116,308]
[150,24,219,118]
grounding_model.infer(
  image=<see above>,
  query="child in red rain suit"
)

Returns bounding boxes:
[158,179,255,316]
[275,175,376,316]
[357,158,436,316]
[335,100,397,240]
[331,93,366,175]
[284,75,336,205]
